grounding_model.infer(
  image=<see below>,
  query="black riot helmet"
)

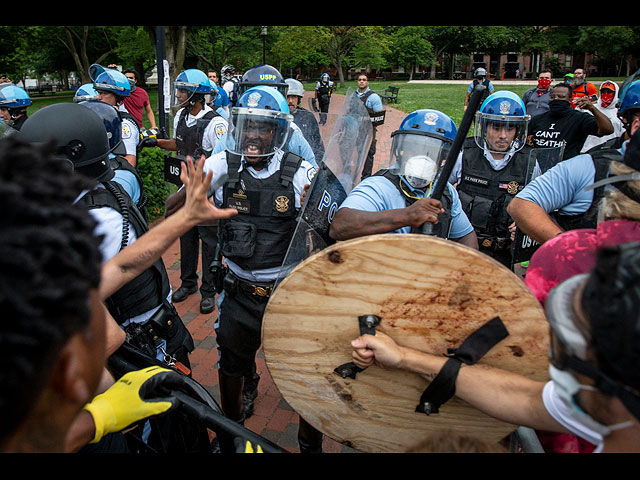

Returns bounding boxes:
[238,64,289,98]
[20,103,113,182]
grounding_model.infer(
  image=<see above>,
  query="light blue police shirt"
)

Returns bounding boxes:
[338,174,474,239]
[356,87,383,112]
[515,143,626,216]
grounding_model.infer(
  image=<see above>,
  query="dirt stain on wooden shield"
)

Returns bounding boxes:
[262,234,549,453]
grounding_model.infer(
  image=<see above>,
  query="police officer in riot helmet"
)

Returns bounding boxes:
[20,102,196,376]
[165,85,317,450]
[451,91,539,268]
[330,109,477,249]
[0,84,31,130]
[285,77,325,162]
[91,65,140,168]
[144,68,227,315]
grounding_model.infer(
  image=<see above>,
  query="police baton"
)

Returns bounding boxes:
[420,84,486,234]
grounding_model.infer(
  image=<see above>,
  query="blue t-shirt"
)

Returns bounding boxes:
[338,175,474,239]
[515,144,626,215]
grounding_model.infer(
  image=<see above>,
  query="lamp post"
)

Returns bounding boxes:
[261,26,268,64]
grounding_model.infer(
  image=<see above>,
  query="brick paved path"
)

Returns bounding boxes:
[161,92,405,453]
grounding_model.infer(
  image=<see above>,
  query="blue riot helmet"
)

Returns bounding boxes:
[172,68,215,114]
[238,64,289,98]
[74,83,99,103]
[388,109,457,189]
[229,85,293,161]
[20,102,113,182]
[91,64,133,102]
[617,80,640,135]
[78,100,126,157]
[474,91,530,155]
[0,84,31,109]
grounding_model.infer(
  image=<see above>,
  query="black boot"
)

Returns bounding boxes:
[217,373,245,453]
[297,416,323,453]
[242,372,260,418]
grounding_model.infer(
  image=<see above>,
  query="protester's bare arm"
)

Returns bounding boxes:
[99,158,237,300]
[351,331,566,432]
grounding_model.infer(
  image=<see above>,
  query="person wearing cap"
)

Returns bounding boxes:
[285,78,325,162]
[581,80,625,153]
[522,70,554,118]
[526,82,614,161]
[572,68,599,106]
[351,239,640,453]
[464,67,494,112]
[507,81,640,245]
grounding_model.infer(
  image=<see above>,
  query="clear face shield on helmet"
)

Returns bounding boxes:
[171,80,207,115]
[228,106,292,159]
[388,132,452,190]
[474,113,529,156]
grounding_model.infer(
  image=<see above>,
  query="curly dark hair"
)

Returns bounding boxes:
[0,135,103,442]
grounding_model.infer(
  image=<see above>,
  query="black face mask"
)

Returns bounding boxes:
[549,100,572,117]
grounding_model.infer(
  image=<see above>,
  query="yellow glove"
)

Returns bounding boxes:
[240,440,264,453]
[83,366,184,444]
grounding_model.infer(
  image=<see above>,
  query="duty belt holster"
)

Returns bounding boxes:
[123,301,179,358]
[416,316,509,415]
[479,236,510,252]
[223,271,273,300]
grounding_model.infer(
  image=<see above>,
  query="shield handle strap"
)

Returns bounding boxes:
[333,315,381,379]
[416,316,509,415]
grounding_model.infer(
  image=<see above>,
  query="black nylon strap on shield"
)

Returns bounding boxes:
[416,316,509,415]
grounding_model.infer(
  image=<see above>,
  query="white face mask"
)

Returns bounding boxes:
[549,365,636,437]
[402,155,438,189]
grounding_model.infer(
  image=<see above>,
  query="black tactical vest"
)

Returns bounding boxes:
[76,181,170,324]
[220,152,303,271]
[175,108,219,159]
[552,148,621,231]
[373,168,453,239]
[457,138,535,240]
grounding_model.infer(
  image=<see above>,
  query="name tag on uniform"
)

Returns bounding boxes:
[227,196,250,213]
[463,174,489,186]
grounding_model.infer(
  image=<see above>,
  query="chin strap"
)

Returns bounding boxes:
[416,316,509,415]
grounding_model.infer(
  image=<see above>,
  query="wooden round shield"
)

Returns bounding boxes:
[262,234,549,453]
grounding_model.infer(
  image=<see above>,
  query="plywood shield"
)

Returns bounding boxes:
[262,234,550,453]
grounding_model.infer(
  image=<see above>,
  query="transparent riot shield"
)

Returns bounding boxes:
[275,88,373,285]
[511,145,565,266]
[531,144,565,174]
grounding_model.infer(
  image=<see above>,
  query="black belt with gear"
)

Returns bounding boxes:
[224,271,274,299]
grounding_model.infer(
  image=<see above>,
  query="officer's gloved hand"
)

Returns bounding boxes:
[83,366,185,444]
[139,129,160,150]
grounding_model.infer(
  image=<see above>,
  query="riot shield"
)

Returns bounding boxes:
[511,145,565,265]
[262,234,549,453]
[274,88,373,285]
[531,144,565,174]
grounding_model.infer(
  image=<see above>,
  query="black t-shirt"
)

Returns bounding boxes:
[527,108,599,160]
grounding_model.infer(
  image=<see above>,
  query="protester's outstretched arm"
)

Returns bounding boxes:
[351,331,566,432]
[99,157,237,300]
